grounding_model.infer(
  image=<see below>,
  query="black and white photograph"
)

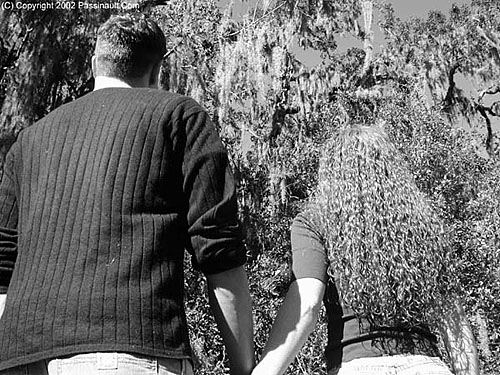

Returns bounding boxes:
[0,0,498,374]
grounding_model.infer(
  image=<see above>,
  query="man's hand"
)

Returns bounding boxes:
[206,266,255,375]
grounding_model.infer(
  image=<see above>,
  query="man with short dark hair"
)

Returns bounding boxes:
[0,14,254,375]
[92,13,166,82]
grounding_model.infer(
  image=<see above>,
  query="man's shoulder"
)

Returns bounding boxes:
[22,89,207,137]
[128,88,205,116]
[89,88,208,119]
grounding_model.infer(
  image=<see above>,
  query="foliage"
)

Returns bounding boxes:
[153,0,221,106]
[459,160,500,372]
[0,4,111,134]
[379,0,500,153]
[377,81,500,374]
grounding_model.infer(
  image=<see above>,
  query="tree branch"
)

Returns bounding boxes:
[478,82,500,102]
[476,103,494,155]
[269,104,300,147]
[225,1,287,38]
[442,62,461,114]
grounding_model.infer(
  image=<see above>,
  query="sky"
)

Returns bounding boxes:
[220,0,473,23]
[388,0,470,19]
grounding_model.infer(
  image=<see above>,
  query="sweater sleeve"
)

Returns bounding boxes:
[181,106,246,275]
[290,211,328,283]
[0,141,20,293]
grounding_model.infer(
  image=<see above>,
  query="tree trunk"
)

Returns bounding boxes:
[361,0,374,74]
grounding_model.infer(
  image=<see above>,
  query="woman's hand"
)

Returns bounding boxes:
[252,278,325,375]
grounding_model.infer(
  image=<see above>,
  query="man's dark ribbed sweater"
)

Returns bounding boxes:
[0,88,246,370]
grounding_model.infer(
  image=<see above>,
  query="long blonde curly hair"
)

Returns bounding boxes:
[307,124,455,330]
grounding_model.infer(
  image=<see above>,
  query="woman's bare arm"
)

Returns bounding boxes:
[252,278,325,375]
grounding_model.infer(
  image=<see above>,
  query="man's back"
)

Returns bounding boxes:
[0,88,245,370]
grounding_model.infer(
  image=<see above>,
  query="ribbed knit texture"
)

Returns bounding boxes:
[0,88,246,370]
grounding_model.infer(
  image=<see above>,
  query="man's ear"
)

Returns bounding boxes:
[91,55,98,77]
[149,61,162,89]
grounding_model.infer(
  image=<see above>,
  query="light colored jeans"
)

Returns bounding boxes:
[0,352,194,375]
[337,354,453,375]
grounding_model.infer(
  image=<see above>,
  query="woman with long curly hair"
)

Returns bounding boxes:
[252,125,479,375]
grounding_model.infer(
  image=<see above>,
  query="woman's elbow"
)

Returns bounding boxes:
[294,278,325,326]
[300,299,322,328]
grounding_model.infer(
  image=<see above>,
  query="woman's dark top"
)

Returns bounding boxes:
[0,88,246,370]
[291,213,439,374]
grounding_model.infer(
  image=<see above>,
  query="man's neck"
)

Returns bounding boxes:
[93,76,132,91]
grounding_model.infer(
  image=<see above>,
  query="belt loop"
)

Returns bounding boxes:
[43,359,50,375]
[50,358,58,375]
[97,352,118,370]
